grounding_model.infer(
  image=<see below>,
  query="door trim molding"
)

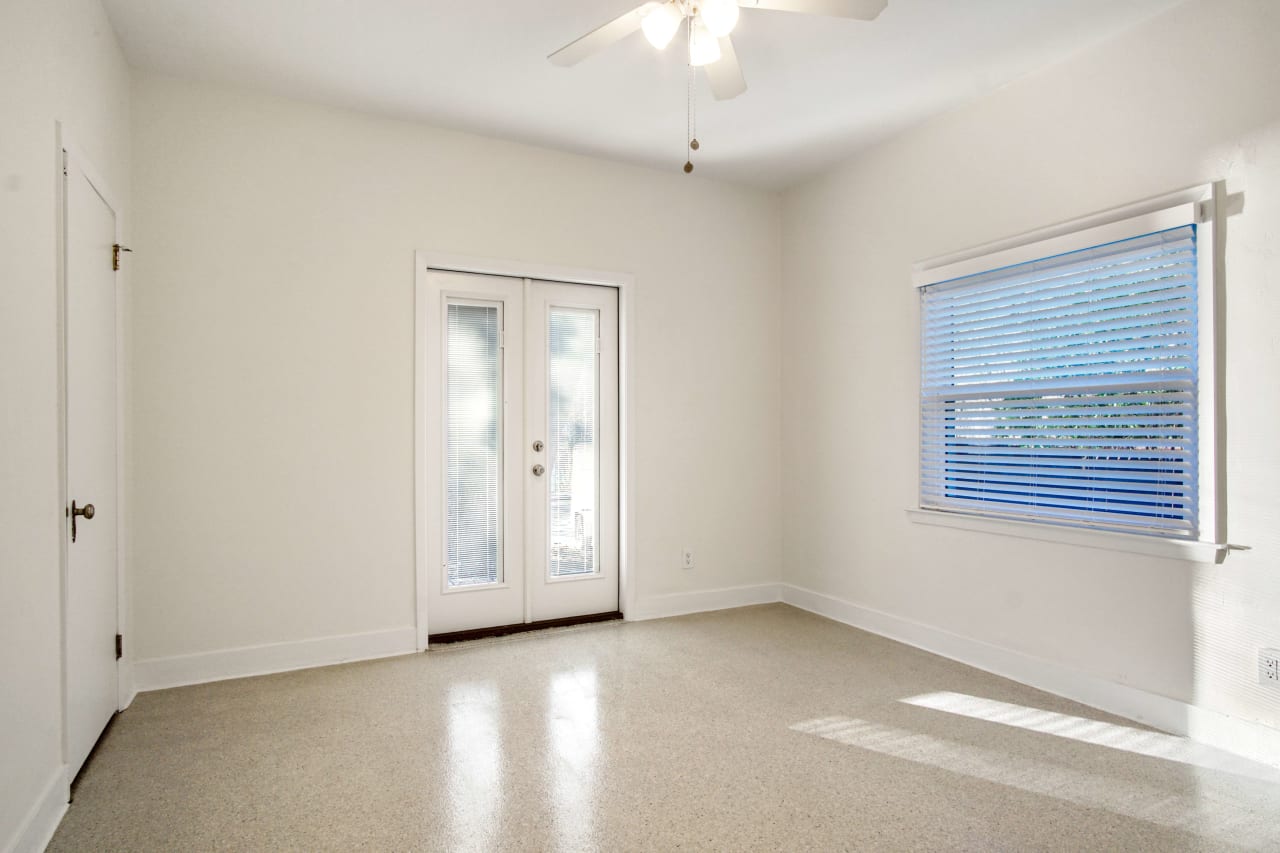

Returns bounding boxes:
[55,124,131,774]
[414,251,636,650]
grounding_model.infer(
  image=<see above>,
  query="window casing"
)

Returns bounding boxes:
[913,187,1227,559]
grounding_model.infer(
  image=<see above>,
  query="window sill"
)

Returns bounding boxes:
[905,508,1227,564]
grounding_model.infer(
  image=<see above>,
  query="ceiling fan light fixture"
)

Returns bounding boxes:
[641,2,682,50]
[688,18,721,66]
[699,0,740,38]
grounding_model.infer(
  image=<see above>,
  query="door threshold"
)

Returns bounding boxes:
[428,611,623,645]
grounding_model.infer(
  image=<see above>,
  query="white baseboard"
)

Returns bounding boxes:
[3,766,68,853]
[780,583,1280,769]
[627,582,781,622]
[134,627,417,692]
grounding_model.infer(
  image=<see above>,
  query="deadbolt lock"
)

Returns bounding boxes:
[532,440,544,452]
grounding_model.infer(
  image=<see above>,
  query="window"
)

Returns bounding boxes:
[913,188,1226,557]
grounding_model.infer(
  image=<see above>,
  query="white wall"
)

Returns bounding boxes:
[128,74,782,669]
[3,2,1272,846]
[0,0,131,849]
[782,0,1280,735]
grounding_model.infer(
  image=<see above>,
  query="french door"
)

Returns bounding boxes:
[423,270,619,636]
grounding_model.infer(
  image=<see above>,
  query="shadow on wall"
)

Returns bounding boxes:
[1189,118,1280,748]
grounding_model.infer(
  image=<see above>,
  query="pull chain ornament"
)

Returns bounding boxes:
[684,47,698,174]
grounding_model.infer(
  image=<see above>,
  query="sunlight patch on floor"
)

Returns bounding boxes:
[790,715,1275,846]
[900,691,1280,784]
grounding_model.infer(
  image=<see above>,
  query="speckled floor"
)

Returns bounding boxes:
[50,604,1280,851]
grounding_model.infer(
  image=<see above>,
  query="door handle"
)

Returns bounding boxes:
[70,500,95,543]
[532,464,545,476]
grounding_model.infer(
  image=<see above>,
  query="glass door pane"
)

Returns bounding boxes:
[446,301,503,587]
[547,308,599,578]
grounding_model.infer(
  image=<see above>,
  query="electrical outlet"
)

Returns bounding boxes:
[1261,649,1280,686]
[682,548,695,570]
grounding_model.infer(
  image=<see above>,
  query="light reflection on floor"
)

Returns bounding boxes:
[791,711,1278,848]
[901,690,1280,784]
[548,669,599,851]
[446,681,502,853]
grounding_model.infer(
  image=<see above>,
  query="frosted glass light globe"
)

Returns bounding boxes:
[642,2,682,50]
[700,0,739,38]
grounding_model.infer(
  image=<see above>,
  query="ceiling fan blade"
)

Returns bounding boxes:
[706,37,747,101]
[548,4,650,67]
[738,0,887,20]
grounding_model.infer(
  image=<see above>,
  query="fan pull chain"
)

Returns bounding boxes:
[684,64,694,173]
[684,16,699,174]
[690,65,699,154]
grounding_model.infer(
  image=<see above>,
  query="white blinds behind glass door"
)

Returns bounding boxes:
[547,308,599,578]
[920,225,1199,537]
[446,302,503,586]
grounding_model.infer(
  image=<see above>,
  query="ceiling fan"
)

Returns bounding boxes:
[548,0,888,101]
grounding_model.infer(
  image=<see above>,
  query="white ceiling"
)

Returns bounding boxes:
[102,0,1183,189]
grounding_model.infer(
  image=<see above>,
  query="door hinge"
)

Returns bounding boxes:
[61,148,68,177]
[115,633,123,660]
[112,244,132,271]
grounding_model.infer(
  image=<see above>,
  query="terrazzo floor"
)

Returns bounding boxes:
[49,604,1280,851]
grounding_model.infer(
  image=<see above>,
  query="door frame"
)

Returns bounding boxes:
[413,251,635,650]
[55,125,131,782]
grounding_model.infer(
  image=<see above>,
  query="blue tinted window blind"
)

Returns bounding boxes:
[920,225,1199,538]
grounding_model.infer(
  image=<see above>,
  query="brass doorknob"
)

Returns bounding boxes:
[70,500,95,543]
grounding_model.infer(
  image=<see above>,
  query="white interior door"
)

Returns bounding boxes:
[64,149,120,779]
[423,271,619,636]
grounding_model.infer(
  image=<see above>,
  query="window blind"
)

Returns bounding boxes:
[446,302,503,586]
[920,225,1199,538]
